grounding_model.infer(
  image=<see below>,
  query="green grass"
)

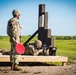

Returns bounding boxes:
[0,36,37,50]
[22,36,38,44]
[0,36,76,63]
[55,40,76,63]
[0,36,10,50]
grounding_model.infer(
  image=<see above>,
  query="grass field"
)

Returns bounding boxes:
[55,40,76,63]
[0,36,37,50]
[0,36,76,63]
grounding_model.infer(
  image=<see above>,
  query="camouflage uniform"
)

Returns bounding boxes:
[25,40,43,55]
[7,10,22,70]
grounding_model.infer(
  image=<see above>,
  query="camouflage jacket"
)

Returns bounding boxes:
[7,18,21,42]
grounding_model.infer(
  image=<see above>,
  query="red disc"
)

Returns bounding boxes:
[15,43,25,54]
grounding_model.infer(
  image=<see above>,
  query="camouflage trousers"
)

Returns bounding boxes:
[10,39,20,65]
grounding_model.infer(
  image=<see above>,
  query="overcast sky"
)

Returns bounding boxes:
[0,0,76,36]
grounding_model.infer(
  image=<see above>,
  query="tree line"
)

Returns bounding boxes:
[0,36,76,40]
[53,36,76,40]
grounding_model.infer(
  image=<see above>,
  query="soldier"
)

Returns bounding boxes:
[34,40,43,55]
[7,9,23,71]
[25,40,43,55]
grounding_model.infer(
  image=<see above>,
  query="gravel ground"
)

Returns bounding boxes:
[0,61,76,75]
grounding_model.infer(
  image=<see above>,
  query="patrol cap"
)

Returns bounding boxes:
[12,9,21,16]
[34,40,42,48]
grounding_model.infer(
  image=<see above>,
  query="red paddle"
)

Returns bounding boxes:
[15,43,25,54]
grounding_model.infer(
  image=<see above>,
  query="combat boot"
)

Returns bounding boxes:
[14,64,23,71]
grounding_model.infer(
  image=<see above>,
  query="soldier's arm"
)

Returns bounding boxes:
[10,19,18,42]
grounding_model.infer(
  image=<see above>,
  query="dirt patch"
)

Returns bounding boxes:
[0,61,76,75]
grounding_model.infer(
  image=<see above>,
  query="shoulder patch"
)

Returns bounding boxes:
[11,21,15,25]
[10,18,16,25]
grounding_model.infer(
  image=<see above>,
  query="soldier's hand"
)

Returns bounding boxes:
[19,25,22,29]
[15,41,19,44]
